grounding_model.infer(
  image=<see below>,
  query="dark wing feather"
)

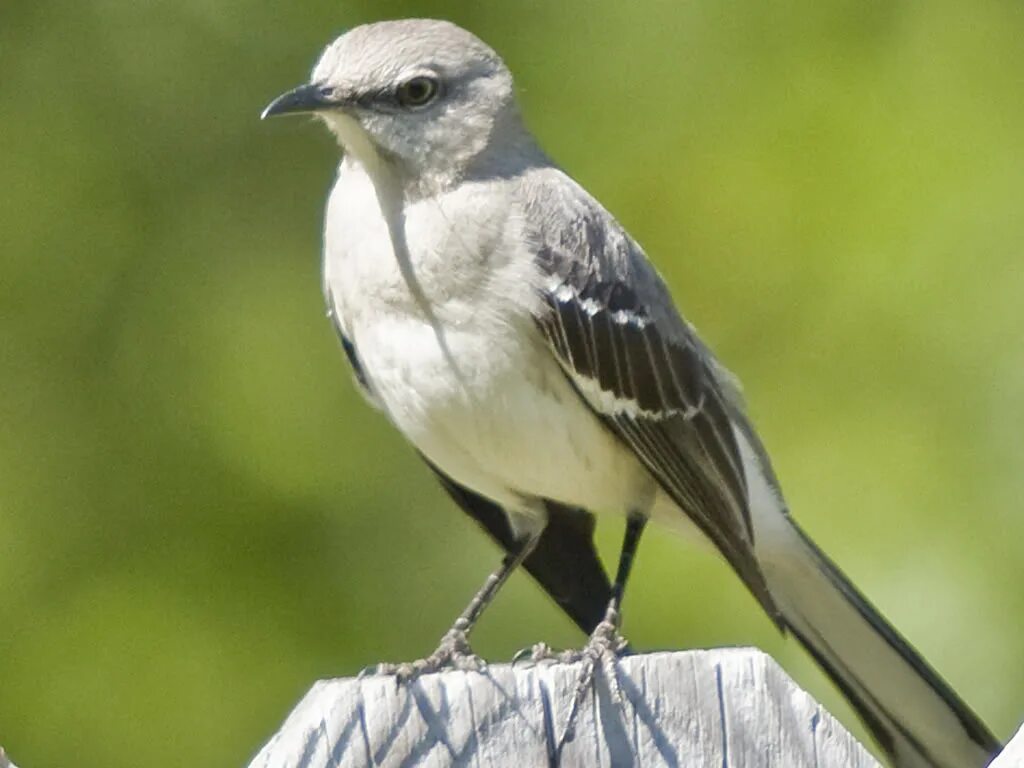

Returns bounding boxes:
[526,171,780,621]
[427,461,612,635]
[326,289,378,405]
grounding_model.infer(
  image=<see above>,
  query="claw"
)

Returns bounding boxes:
[369,627,486,684]
[560,607,630,741]
[512,641,566,666]
[581,618,628,704]
[511,646,535,666]
[357,664,380,679]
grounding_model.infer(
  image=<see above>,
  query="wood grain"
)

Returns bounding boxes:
[250,648,881,767]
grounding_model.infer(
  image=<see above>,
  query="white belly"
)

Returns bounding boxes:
[353,311,654,516]
[324,159,661,521]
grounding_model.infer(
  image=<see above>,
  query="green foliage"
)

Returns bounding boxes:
[2,1,1022,765]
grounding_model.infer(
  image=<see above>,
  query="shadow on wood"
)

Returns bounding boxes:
[249,648,883,767]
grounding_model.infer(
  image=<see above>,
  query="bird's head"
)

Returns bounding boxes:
[263,19,527,189]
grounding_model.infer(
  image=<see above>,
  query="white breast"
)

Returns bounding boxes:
[323,160,653,516]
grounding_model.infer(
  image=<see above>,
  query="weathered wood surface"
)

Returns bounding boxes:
[990,723,1024,767]
[250,648,881,767]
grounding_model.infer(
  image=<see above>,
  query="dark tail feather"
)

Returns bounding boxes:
[763,519,1000,767]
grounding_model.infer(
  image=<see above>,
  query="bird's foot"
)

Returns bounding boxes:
[527,610,628,744]
[365,623,485,683]
[512,641,577,665]
[570,611,629,703]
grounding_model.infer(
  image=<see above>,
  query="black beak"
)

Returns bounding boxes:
[261,83,336,120]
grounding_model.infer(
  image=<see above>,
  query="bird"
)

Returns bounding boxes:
[261,18,1000,767]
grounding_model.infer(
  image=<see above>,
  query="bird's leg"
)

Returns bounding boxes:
[588,511,647,658]
[372,529,541,681]
[550,511,647,727]
[522,510,647,666]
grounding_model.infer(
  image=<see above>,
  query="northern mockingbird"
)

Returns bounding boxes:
[262,19,999,767]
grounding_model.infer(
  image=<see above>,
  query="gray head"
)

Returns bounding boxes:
[263,20,532,187]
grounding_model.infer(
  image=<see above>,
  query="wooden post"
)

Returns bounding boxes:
[249,648,882,767]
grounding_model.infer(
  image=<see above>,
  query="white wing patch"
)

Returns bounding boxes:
[548,279,704,421]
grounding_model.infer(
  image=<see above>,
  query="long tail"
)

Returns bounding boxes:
[770,520,998,767]
[734,428,1001,768]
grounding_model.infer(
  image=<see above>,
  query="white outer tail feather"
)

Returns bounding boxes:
[734,429,997,768]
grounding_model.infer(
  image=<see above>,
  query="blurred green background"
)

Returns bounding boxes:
[2,0,1023,765]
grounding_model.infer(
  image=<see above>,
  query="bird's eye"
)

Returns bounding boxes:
[396,76,440,108]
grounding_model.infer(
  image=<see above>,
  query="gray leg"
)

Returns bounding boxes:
[450,528,542,635]
[594,510,648,643]
[523,509,648,665]
[375,527,542,680]
[552,511,649,740]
